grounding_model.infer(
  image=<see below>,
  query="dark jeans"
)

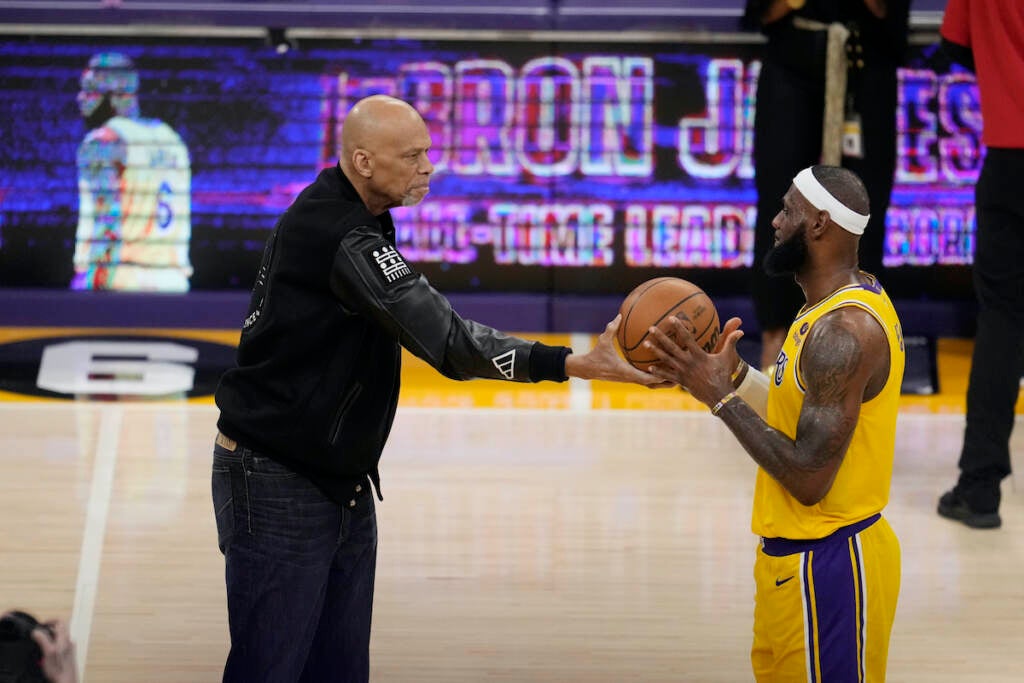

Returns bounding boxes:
[958,148,1024,511]
[212,440,377,683]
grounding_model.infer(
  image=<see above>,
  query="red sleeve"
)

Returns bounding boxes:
[940,0,971,47]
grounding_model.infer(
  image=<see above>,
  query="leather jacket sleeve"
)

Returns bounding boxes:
[329,224,569,383]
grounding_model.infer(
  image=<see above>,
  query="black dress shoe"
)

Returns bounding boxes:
[937,489,1002,529]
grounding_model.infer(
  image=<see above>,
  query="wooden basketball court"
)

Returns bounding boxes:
[1,334,1021,682]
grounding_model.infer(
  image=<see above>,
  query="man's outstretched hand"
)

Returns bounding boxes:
[565,315,672,387]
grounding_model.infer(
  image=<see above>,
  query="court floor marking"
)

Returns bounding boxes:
[569,333,593,412]
[0,401,1013,683]
[69,405,122,682]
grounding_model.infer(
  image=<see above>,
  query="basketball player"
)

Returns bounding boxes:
[741,0,909,371]
[74,52,192,292]
[212,95,664,682]
[646,165,904,681]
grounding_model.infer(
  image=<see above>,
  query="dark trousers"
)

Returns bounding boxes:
[751,59,898,329]
[957,148,1024,510]
[212,441,377,682]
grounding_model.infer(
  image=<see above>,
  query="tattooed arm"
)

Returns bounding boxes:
[645,307,889,506]
[721,308,889,505]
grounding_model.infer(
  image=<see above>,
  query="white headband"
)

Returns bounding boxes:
[792,167,869,235]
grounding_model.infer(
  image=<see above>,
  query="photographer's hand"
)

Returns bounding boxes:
[31,620,78,683]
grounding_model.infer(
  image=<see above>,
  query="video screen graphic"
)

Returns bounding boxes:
[0,36,979,294]
[73,52,193,292]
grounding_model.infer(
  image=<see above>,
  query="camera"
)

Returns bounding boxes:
[0,611,52,683]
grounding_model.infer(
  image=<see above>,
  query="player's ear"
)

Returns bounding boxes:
[810,209,830,238]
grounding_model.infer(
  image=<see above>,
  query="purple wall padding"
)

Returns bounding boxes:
[0,288,552,332]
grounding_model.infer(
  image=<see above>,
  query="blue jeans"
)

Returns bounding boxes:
[212,439,377,683]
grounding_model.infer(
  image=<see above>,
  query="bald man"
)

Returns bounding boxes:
[646,165,905,681]
[211,96,661,682]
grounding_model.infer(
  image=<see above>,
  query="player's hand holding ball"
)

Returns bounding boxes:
[616,277,721,369]
[615,277,744,406]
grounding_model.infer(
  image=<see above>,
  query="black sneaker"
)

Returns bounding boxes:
[937,489,1002,529]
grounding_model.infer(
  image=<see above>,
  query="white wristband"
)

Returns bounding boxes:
[735,364,770,420]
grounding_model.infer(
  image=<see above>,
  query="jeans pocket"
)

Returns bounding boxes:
[246,454,301,479]
[242,471,343,567]
[212,465,234,554]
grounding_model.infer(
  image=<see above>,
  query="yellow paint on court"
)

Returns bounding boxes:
[0,328,1015,414]
[401,334,999,413]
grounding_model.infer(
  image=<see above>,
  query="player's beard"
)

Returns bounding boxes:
[84,93,117,131]
[763,224,809,276]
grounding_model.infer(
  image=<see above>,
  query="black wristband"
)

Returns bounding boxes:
[528,342,572,383]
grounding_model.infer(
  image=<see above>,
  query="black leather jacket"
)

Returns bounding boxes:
[215,165,570,503]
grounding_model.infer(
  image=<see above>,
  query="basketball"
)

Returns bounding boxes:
[617,277,720,370]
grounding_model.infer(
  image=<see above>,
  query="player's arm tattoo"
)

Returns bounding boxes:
[715,310,879,506]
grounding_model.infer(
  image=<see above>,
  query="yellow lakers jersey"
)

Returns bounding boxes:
[752,275,905,539]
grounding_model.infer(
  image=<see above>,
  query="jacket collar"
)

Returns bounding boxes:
[330,164,396,238]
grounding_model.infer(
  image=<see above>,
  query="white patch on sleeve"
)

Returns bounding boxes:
[492,349,516,380]
[369,244,413,285]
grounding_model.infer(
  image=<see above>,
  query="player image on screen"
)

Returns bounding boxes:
[73,52,192,292]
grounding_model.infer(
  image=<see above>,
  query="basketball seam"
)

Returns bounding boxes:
[693,312,720,348]
[620,277,676,351]
[623,291,709,353]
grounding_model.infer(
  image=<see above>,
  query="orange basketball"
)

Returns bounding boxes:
[617,277,720,370]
